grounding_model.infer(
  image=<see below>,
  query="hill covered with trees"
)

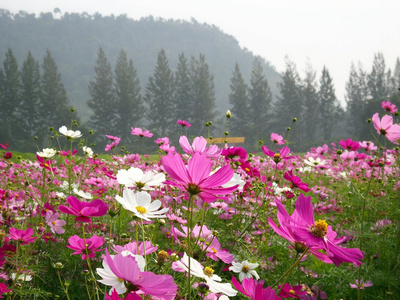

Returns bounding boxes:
[0,9,280,120]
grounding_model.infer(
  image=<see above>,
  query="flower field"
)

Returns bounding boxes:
[0,107,399,299]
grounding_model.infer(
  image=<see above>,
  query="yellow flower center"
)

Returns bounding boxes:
[274,153,280,158]
[289,289,296,295]
[203,267,214,277]
[310,219,328,238]
[241,265,249,273]
[52,221,56,225]
[211,248,217,254]
[136,206,147,214]
[117,277,124,282]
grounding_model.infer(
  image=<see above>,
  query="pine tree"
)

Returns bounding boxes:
[368,52,389,101]
[18,51,41,147]
[87,47,117,139]
[249,57,272,140]
[114,49,143,140]
[145,49,175,137]
[174,53,192,123]
[0,48,20,143]
[345,63,368,138]
[274,59,303,148]
[301,63,319,142]
[40,49,76,133]
[189,54,217,136]
[319,66,342,141]
[228,63,249,138]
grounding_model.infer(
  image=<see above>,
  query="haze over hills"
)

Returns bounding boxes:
[0,9,280,121]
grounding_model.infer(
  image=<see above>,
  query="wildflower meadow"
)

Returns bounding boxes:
[0,103,399,300]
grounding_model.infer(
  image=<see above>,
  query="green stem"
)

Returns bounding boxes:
[272,248,309,289]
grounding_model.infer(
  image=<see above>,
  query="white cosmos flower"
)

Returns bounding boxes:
[175,253,237,297]
[115,189,169,221]
[11,273,33,282]
[82,146,94,158]
[37,148,57,158]
[229,260,260,282]
[303,156,326,167]
[59,126,82,138]
[73,188,93,200]
[116,167,165,191]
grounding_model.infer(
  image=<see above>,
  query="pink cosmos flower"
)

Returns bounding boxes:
[112,241,158,256]
[270,133,286,145]
[0,143,8,150]
[349,279,373,289]
[66,235,104,260]
[339,139,360,151]
[105,135,121,151]
[203,236,234,264]
[262,146,294,164]
[177,120,191,128]
[359,141,377,152]
[45,211,66,234]
[381,101,397,114]
[278,283,307,298]
[9,228,37,245]
[58,196,108,223]
[162,152,237,203]
[131,127,153,138]
[179,136,222,158]
[372,113,400,144]
[98,250,177,299]
[221,146,248,161]
[231,277,280,300]
[273,194,364,266]
[283,170,311,193]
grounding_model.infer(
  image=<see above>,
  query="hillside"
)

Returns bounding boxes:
[0,9,281,121]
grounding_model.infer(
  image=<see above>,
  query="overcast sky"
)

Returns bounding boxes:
[2,0,400,105]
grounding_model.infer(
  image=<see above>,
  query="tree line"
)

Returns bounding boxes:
[0,47,399,153]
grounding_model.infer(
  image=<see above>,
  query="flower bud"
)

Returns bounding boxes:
[226,110,232,118]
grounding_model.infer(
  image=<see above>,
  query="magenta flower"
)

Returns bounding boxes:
[0,143,8,149]
[339,139,360,151]
[278,283,307,298]
[273,194,364,266]
[105,135,121,151]
[98,250,177,299]
[45,211,66,234]
[270,133,286,145]
[106,289,141,300]
[381,100,397,114]
[66,235,104,260]
[179,136,222,158]
[221,146,248,161]
[9,227,37,245]
[59,196,108,223]
[372,113,400,144]
[232,277,281,300]
[3,152,12,159]
[162,152,238,203]
[283,170,311,193]
[262,146,294,164]
[177,119,191,128]
[131,127,153,138]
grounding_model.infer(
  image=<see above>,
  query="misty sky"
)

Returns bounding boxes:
[2,0,400,105]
